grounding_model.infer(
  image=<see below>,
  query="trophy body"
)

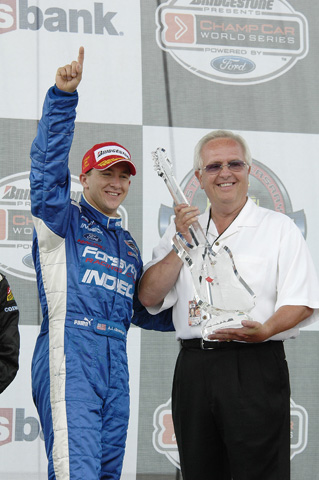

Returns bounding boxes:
[153,148,255,341]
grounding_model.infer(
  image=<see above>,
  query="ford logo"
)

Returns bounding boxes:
[211,56,255,74]
[22,254,34,269]
[84,233,102,242]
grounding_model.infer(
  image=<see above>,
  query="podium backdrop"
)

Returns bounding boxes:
[0,1,318,478]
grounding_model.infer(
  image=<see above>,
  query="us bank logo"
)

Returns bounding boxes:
[0,0,121,35]
[0,408,44,447]
[156,0,308,85]
[153,398,308,469]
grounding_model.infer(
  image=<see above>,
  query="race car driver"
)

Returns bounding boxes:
[30,46,173,480]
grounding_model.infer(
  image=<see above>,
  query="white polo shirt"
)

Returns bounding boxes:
[145,197,319,341]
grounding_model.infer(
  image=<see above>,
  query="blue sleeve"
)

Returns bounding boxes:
[131,293,175,332]
[30,86,79,238]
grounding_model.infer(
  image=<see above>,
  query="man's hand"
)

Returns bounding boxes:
[55,46,84,93]
[207,320,271,343]
[207,305,313,343]
[174,204,200,245]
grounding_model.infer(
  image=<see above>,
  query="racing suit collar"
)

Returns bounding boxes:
[80,194,123,230]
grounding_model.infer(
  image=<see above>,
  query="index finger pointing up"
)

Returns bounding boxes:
[78,46,84,67]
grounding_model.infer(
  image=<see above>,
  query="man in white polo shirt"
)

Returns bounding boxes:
[139,129,319,480]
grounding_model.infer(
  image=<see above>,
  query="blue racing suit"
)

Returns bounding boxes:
[30,86,173,480]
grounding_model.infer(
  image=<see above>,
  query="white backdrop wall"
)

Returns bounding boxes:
[0,1,319,479]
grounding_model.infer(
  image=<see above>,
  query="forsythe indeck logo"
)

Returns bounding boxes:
[0,0,121,35]
[153,398,308,470]
[155,0,309,85]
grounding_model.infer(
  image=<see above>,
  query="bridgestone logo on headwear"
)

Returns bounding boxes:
[95,146,130,161]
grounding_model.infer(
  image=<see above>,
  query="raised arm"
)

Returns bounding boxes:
[30,47,85,240]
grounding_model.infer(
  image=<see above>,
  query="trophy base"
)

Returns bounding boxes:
[201,311,251,340]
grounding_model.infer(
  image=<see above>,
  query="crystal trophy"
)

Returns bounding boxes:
[152,147,255,340]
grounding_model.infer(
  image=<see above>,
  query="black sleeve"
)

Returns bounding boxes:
[0,274,20,394]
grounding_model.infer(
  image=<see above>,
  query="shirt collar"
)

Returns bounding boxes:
[200,197,260,241]
[80,194,123,230]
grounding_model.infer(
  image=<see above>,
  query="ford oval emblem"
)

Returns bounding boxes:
[22,253,34,269]
[84,233,102,243]
[211,56,256,74]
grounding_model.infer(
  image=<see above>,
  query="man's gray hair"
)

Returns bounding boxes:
[193,130,252,170]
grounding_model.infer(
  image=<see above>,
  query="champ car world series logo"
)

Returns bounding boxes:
[153,398,308,469]
[155,0,308,85]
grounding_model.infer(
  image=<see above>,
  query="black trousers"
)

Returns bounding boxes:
[172,341,291,480]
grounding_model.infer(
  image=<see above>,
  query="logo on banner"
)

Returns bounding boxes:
[290,398,308,459]
[155,0,309,85]
[0,173,82,281]
[158,158,307,238]
[0,408,44,446]
[0,0,121,35]
[153,398,308,469]
[153,399,179,469]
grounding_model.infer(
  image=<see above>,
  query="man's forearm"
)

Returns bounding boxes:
[262,304,313,339]
[138,250,183,307]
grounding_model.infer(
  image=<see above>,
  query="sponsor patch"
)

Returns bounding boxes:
[124,239,139,260]
[94,319,127,340]
[74,317,93,327]
[7,287,14,302]
[97,322,107,331]
[83,233,102,243]
[95,146,130,162]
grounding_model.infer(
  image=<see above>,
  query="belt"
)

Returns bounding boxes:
[180,338,272,350]
[66,317,127,341]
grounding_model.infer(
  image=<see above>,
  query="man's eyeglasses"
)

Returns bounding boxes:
[200,160,247,175]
